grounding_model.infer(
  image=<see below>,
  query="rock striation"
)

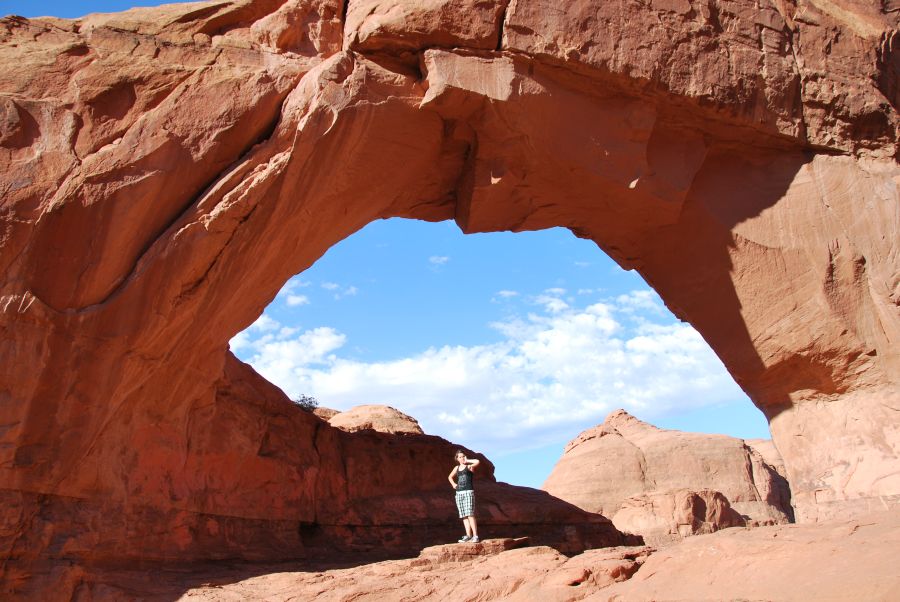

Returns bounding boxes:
[45,510,899,601]
[0,0,898,592]
[543,410,794,528]
[1,354,624,599]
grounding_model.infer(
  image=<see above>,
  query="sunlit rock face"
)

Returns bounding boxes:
[0,0,897,583]
[543,410,794,528]
[328,404,425,434]
[611,489,748,547]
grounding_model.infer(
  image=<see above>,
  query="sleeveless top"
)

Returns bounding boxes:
[457,465,474,491]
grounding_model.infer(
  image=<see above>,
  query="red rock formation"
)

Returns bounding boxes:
[416,536,531,563]
[0,0,898,591]
[40,510,898,600]
[328,404,425,434]
[746,438,788,478]
[611,489,746,546]
[1,353,623,574]
[602,509,900,601]
[312,406,340,420]
[544,410,794,526]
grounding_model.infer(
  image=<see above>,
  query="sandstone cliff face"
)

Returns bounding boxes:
[543,410,794,527]
[0,0,898,587]
[2,353,624,587]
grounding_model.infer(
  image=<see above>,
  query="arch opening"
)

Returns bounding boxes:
[229,217,771,487]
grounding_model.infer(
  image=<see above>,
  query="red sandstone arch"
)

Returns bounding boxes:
[0,0,897,584]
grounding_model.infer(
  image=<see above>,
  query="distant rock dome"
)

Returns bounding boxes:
[328,404,425,435]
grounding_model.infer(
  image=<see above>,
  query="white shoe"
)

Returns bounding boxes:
[470,536,480,543]
[458,535,471,543]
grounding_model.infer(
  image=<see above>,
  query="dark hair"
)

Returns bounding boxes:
[454,449,465,460]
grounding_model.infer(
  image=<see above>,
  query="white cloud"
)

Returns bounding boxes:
[429,256,450,266]
[279,326,300,338]
[277,277,311,298]
[239,327,346,394]
[228,330,253,353]
[320,282,358,300]
[286,294,310,307]
[616,290,665,315]
[534,295,569,314]
[230,289,746,458]
[492,290,520,303]
[249,314,280,332]
[229,314,290,354]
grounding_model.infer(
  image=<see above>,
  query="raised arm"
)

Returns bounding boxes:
[467,458,481,471]
[448,465,458,489]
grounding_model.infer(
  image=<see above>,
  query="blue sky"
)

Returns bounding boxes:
[231,219,771,486]
[1,1,179,18]
[9,1,771,488]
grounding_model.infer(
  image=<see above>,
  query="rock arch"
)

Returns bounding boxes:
[0,0,897,573]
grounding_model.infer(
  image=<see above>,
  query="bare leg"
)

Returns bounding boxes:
[467,516,478,538]
[463,519,473,537]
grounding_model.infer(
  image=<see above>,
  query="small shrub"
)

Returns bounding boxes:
[293,394,319,412]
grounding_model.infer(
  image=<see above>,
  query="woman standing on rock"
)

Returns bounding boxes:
[448,450,480,543]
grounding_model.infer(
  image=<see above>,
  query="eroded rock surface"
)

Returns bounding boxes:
[544,410,794,527]
[0,0,898,593]
[312,406,340,420]
[328,404,425,434]
[48,510,899,601]
[2,353,625,599]
[612,488,746,546]
[600,509,900,601]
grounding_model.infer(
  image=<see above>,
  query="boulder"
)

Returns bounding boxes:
[416,537,531,563]
[312,406,340,420]
[612,489,746,546]
[328,404,425,435]
[543,410,794,526]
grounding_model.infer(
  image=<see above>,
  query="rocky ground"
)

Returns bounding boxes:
[51,510,900,601]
